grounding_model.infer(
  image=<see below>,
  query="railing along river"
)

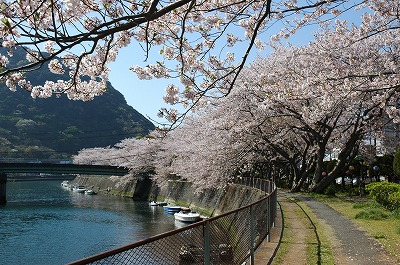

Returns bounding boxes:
[67,177,277,265]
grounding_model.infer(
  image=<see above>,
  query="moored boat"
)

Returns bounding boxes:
[84,189,96,195]
[174,210,201,222]
[150,201,168,206]
[61,180,70,188]
[163,205,183,212]
[72,186,86,193]
[149,201,158,206]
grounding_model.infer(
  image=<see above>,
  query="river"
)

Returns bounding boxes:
[0,180,178,265]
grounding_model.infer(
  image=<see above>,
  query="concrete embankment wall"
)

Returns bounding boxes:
[71,175,266,215]
[71,175,152,200]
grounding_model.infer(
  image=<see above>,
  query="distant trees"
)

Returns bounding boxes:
[0,81,154,160]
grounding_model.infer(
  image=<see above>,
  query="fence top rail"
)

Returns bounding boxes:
[66,177,277,265]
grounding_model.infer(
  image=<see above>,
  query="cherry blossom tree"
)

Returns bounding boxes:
[153,110,258,191]
[55,0,400,193]
[0,0,364,123]
[73,130,164,176]
[74,21,399,191]
[72,146,115,165]
[229,29,399,192]
[152,7,400,192]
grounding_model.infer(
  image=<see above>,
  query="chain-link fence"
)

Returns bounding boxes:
[67,178,277,265]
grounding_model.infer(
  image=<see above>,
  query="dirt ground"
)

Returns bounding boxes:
[274,196,308,264]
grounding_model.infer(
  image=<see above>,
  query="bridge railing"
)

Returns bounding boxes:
[0,158,72,164]
[67,177,277,265]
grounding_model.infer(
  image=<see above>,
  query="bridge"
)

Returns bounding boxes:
[0,162,130,205]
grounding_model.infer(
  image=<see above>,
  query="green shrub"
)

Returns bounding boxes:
[366,182,400,210]
[392,208,400,219]
[388,191,400,211]
[353,202,368,209]
[353,202,378,209]
[355,209,389,220]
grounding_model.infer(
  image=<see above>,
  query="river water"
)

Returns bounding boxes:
[0,180,178,265]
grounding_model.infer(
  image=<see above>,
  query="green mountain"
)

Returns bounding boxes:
[0,48,155,161]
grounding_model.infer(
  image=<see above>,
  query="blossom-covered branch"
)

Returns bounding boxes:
[1,0,356,123]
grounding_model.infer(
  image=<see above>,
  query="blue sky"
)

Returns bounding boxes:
[108,46,169,124]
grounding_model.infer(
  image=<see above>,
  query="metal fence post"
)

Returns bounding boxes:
[204,220,210,265]
[273,189,277,227]
[264,180,267,193]
[250,205,255,264]
[267,196,271,242]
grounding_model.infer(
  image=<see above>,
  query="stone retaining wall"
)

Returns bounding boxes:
[71,175,266,216]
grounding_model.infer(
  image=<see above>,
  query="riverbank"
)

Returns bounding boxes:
[70,175,267,216]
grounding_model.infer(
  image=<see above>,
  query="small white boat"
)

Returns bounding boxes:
[72,186,86,193]
[149,201,158,206]
[61,180,69,188]
[85,189,96,195]
[174,210,201,222]
[150,201,168,206]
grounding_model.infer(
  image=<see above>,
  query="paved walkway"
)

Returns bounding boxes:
[253,191,399,264]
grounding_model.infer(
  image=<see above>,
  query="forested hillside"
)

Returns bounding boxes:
[0,49,154,161]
